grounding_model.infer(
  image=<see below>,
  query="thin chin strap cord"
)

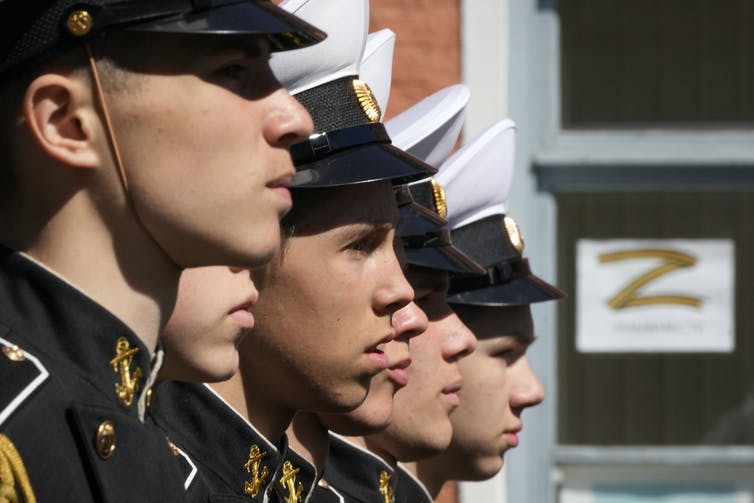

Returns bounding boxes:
[85,41,130,192]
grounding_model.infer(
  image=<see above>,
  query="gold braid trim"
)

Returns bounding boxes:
[0,434,36,503]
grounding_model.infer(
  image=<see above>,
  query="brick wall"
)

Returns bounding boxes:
[370,0,462,119]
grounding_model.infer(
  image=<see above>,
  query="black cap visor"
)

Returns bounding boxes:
[448,259,566,306]
[129,1,326,51]
[406,244,487,275]
[397,200,445,237]
[291,141,437,188]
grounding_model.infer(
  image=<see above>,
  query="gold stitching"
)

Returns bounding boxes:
[0,434,37,503]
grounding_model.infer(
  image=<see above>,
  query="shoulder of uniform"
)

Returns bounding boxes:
[0,335,50,428]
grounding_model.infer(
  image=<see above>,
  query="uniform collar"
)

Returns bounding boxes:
[324,433,397,503]
[395,464,433,503]
[0,245,158,420]
[152,381,286,500]
[272,446,320,503]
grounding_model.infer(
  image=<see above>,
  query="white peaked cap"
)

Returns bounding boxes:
[387,84,470,169]
[271,0,369,95]
[360,29,396,117]
[437,119,517,229]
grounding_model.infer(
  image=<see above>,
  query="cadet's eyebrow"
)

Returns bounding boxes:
[339,221,393,241]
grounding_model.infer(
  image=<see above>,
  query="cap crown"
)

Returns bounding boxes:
[388,84,470,169]
[272,0,368,97]
[438,119,516,230]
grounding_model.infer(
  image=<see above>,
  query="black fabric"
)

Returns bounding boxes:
[0,244,186,503]
[295,76,371,133]
[448,214,566,306]
[448,262,567,307]
[394,465,432,503]
[313,434,397,503]
[396,189,484,274]
[397,202,445,238]
[450,214,519,268]
[290,78,437,188]
[290,142,436,188]
[272,447,320,503]
[0,0,325,75]
[290,123,391,166]
[152,381,286,502]
[406,180,437,215]
[309,482,344,502]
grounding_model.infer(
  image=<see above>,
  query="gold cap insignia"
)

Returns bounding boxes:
[503,216,524,254]
[109,337,142,407]
[0,434,37,503]
[279,461,304,503]
[352,79,382,123]
[378,470,394,503]
[66,9,94,37]
[243,445,269,497]
[430,179,448,219]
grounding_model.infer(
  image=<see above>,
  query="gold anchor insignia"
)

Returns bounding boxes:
[352,79,382,123]
[0,434,38,503]
[243,445,269,497]
[109,337,142,406]
[279,461,304,503]
[430,179,448,219]
[378,470,394,503]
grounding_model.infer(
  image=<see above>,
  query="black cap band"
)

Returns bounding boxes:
[290,123,390,166]
[450,258,533,293]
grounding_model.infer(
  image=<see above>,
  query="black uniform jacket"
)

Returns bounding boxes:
[0,246,186,503]
[272,443,320,503]
[153,381,289,502]
[394,465,432,503]
[310,433,398,503]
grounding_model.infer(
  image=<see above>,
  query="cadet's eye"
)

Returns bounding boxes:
[347,235,380,255]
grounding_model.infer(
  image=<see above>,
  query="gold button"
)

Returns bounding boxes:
[2,345,25,362]
[95,420,116,460]
[166,437,180,457]
[146,388,154,408]
[66,9,94,37]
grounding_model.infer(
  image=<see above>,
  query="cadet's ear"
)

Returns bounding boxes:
[22,73,102,169]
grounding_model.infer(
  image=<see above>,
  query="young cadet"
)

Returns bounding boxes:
[151,0,435,500]
[302,85,483,503]
[0,1,323,501]
[397,121,565,500]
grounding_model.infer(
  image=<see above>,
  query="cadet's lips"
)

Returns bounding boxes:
[503,427,521,448]
[387,357,411,388]
[441,379,464,407]
[365,348,389,370]
[267,172,294,203]
[228,296,258,330]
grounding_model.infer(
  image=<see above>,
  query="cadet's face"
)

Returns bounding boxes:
[159,266,258,383]
[369,266,476,460]
[243,181,414,413]
[318,299,427,436]
[104,33,312,268]
[424,304,544,480]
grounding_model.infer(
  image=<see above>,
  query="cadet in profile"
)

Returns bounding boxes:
[0,1,322,501]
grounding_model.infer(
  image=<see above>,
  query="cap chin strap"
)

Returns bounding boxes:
[85,42,130,192]
[83,42,180,274]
